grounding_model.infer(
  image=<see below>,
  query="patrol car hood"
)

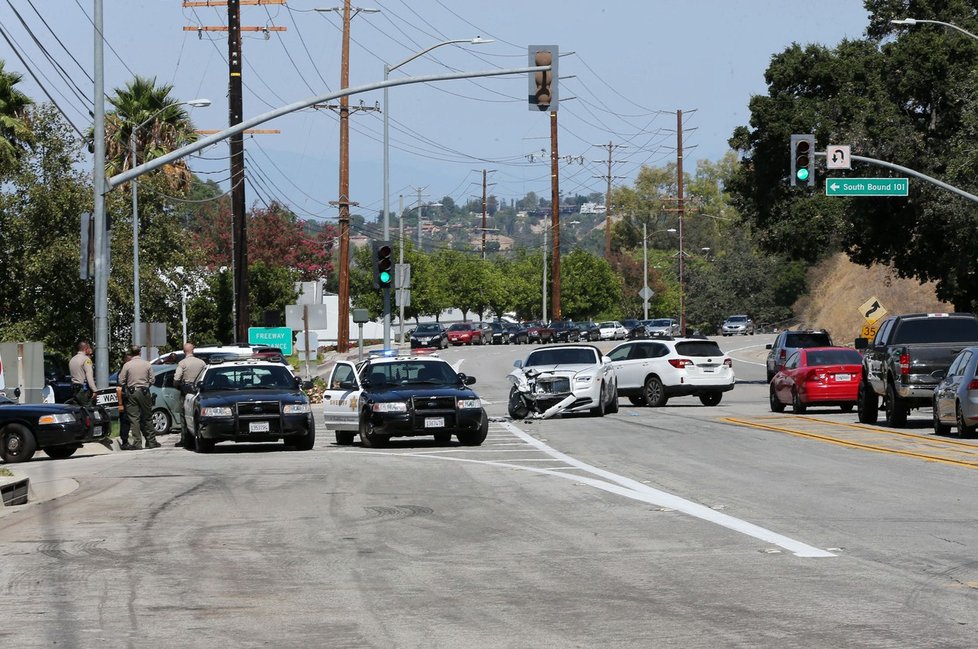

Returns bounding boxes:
[0,401,84,416]
[198,389,308,407]
[367,385,477,402]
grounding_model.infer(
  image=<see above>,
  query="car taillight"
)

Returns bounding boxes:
[723,358,732,368]
[779,349,786,361]
[805,369,826,383]
[968,379,978,391]
[899,353,910,376]
[669,358,693,368]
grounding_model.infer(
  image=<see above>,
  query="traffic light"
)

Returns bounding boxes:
[790,134,816,187]
[528,45,559,111]
[373,240,393,289]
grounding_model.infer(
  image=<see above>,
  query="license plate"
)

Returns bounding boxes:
[249,421,270,433]
[424,417,445,428]
[701,366,716,373]
[835,373,851,382]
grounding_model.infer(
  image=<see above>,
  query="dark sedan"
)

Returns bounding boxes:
[1,395,109,463]
[549,321,582,342]
[410,323,449,349]
[488,321,511,345]
[576,321,601,342]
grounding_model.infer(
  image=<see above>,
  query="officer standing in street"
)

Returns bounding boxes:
[174,342,207,448]
[115,351,133,450]
[68,340,98,406]
[118,346,158,449]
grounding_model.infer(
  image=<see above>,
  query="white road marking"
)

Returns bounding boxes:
[725,343,768,367]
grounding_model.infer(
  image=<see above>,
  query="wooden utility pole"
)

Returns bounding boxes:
[550,110,560,321]
[676,109,686,336]
[182,0,285,343]
[335,0,353,353]
[481,169,488,260]
[593,141,625,258]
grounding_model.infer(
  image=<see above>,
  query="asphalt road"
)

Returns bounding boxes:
[2,334,977,648]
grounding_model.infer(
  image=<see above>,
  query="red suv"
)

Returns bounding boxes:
[447,322,485,346]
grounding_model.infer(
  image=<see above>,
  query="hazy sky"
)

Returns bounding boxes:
[0,1,870,223]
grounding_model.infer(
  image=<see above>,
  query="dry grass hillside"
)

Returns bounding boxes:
[792,253,952,344]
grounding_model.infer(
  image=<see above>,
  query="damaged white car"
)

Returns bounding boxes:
[507,345,619,419]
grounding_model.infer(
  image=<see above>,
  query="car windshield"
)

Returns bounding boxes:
[364,361,459,386]
[203,365,296,390]
[650,319,673,327]
[675,341,724,357]
[806,349,862,366]
[448,323,473,331]
[786,332,832,348]
[415,324,441,333]
[524,348,599,367]
[726,316,748,323]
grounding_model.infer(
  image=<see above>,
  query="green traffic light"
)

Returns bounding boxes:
[796,168,809,181]
[379,271,392,284]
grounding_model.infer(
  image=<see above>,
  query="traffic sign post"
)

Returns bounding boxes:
[826,178,908,196]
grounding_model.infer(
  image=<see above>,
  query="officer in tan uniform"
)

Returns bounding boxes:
[118,346,158,449]
[68,341,98,406]
[174,343,207,448]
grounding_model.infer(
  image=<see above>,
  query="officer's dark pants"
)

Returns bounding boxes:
[72,386,93,407]
[124,389,154,449]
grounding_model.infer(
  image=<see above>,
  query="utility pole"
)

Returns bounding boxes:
[397,193,406,345]
[542,224,548,323]
[182,0,286,343]
[481,169,488,260]
[92,0,108,384]
[676,109,686,337]
[335,0,354,353]
[549,110,561,321]
[593,141,626,258]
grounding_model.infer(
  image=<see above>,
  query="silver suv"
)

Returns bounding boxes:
[765,329,833,382]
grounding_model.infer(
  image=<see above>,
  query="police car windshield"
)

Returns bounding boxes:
[203,365,295,390]
[365,361,458,386]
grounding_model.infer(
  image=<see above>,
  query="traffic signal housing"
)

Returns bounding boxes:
[790,134,816,187]
[528,45,558,111]
[373,240,393,289]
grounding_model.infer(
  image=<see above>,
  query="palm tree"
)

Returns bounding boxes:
[0,59,33,174]
[104,75,199,190]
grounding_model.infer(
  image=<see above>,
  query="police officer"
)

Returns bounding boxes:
[115,351,134,450]
[68,340,98,406]
[174,343,207,448]
[118,346,158,449]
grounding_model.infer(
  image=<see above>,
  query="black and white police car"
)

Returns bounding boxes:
[181,357,314,453]
[322,351,488,448]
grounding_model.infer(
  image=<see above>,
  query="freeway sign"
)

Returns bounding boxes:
[248,326,293,356]
[826,178,908,196]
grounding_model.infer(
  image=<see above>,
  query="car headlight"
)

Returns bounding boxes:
[283,404,311,414]
[574,375,594,384]
[38,413,76,425]
[457,399,481,409]
[372,402,407,413]
[200,406,233,417]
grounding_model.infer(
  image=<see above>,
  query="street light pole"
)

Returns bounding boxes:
[891,17,978,42]
[382,36,492,347]
[129,98,209,348]
[642,223,648,320]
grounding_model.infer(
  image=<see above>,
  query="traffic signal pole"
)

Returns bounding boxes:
[550,110,561,321]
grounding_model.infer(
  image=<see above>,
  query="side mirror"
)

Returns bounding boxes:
[854,337,869,350]
[602,355,612,364]
[302,380,314,390]
[463,375,476,386]
[513,359,524,369]
[765,344,772,350]
[194,381,204,392]
[338,379,355,390]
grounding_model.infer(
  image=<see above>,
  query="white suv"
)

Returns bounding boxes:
[607,338,735,407]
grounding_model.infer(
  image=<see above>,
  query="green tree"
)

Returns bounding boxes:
[0,60,33,175]
[559,250,623,320]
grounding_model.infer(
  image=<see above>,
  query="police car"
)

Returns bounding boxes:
[181,357,314,453]
[322,351,488,448]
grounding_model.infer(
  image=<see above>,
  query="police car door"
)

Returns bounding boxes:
[322,361,361,431]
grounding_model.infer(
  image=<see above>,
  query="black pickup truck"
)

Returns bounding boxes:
[856,312,978,427]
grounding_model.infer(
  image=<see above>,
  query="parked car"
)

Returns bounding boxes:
[509,322,531,345]
[488,321,511,345]
[598,321,628,341]
[410,323,449,349]
[576,321,602,342]
[721,315,755,336]
[152,344,257,365]
[526,321,556,344]
[646,318,680,338]
[621,319,646,339]
[766,329,833,382]
[503,322,523,344]
[769,347,863,414]
[322,353,488,447]
[507,345,618,418]
[0,394,109,463]
[857,312,978,427]
[150,365,185,436]
[607,338,735,407]
[447,322,485,346]
[549,321,582,343]
[932,346,978,437]
[182,358,314,453]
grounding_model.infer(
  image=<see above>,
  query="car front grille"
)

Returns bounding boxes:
[235,401,281,418]
[412,396,456,411]
[535,377,570,394]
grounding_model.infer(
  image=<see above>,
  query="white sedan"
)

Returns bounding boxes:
[598,321,627,340]
[507,345,618,418]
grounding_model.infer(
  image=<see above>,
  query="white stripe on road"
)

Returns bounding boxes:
[725,343,769,367]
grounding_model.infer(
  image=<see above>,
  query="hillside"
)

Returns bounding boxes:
[792,253,952,344]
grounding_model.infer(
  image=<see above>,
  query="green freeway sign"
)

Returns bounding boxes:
[248,327,293,356]
[825,178,908,196]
